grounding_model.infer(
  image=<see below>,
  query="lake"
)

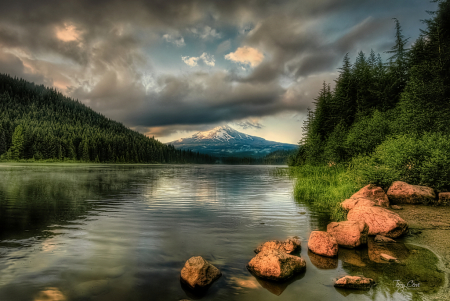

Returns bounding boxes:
[0,164,444,301]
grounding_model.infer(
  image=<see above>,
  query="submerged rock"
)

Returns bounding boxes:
[350,184,390,207]
[247,249,306,281]
[308,231,338,257]
[180,256,222,290]
[380,253,398,262]
[387,181,436,204]
[347,206,408,238]
[334,275,374,290]
[368,239,409,263]
[255,237,301,254]
[327,221,368,248]
[374,235,396,243]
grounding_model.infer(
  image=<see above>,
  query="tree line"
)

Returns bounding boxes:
[290,0,450,190]
[0,74,215,164]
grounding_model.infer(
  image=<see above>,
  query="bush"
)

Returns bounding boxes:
[351,133,450,191]
[345,110,391,158]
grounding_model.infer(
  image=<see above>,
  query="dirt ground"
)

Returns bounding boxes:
[393,205,450,301]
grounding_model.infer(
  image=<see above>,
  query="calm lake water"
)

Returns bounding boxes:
[0,164,444,301]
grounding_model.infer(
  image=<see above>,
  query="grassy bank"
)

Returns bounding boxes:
[290,164,361,221]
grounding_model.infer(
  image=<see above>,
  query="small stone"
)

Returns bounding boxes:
[308,231,338,257]
[380,253,397,262]
[334,275,374,290]
[438,192,450,206]
[374,235,396,243]
[180,256,222,290]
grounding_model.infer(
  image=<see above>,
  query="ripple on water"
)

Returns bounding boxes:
[0,164,445,301]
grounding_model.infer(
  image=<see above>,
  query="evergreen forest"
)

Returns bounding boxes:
[0,74,216,164]
[290,0,450,191]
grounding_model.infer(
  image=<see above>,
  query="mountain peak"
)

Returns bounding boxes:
[167,124,298,158]
[192,124,242,141]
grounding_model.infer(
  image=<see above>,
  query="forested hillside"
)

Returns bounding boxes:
[0,74,215,163]
[291,0,450,190]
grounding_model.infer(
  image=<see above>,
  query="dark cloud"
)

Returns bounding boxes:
[0,0,438,138]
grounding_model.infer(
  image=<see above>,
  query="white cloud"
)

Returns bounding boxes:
[181,56,199,67]
[162,34,185,47]
[182,52,215,67]
[200,52,215,66]
[190,26,221,39]
[225,46,264,67]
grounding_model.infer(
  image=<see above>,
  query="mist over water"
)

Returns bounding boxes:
[0,164,443,301]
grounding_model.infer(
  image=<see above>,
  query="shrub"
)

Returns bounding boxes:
[351,133,450,191]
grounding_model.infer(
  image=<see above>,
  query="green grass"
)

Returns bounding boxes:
[290,164,361,221]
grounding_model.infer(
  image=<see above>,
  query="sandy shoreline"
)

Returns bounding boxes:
[394,205,450,300]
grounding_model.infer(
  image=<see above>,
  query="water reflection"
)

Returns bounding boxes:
[308,250,338,269]
[34,288,66,301]
[0,164,445,301]
[253,273,306,296]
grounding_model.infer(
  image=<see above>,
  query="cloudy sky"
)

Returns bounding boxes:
[0,0,437,144]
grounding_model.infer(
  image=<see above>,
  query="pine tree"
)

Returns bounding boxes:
[0,125,6,156]
[9,125,25,159]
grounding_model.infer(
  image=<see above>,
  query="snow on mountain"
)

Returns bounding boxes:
[167,125,297,157]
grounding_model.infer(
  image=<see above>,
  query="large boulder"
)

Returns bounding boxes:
[255,237,301,254]
[327,221,368,248]
[247,249,306,281]
[387,181,436,204]
[308,231,338,257]
[438,192,450,206]
[180,256,222,290]
[334,275,374,290]
[341,197,377,211]
[347,206,408,238]
[350,184,390,207]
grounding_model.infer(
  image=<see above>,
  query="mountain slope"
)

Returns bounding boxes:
[0,73,214,163]
[168,125,298,157]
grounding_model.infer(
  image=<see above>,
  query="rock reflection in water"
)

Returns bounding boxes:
[339,248,368,268]
[34,288,66,301]
[308,250,338,269]
[252,273,305,296]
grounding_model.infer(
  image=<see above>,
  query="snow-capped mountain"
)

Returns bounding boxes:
[167,125,298,157]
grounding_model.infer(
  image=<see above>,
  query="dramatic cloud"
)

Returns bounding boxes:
[225,46,264,67]
[0,0,438,142]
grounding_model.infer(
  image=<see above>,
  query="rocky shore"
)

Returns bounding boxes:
[179,180,450,298]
